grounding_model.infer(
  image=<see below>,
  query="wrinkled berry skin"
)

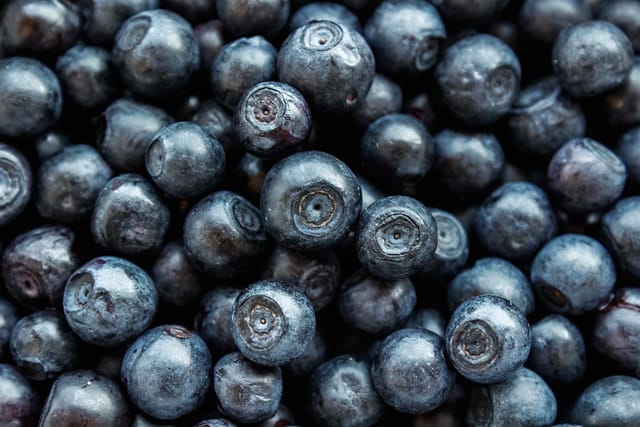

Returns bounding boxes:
[213,351,283,424]
[435,34,521,124]
[39,370,131,427]
[261,151,361,251]
[63,256,159,347]
[446,295,531,384]
[307,355,384,427]
[235,82,312,159]
[232,280,316,367]
[10,311,78,381]
[372,328,454,414]
[0,364,40,426]
[91,174,171,255]
[519,0,592,46]
[570,376,640,426]
[528,314,586,385]
[113,9,199,99]
[547,138,627,215]
[603,57,640,130]
[0,57,62,139]
[80,0,160,46]
[0,297,19,359]
[432,0,509,23]
[216,0,290,38]
[2,225,80,309]
[121,325,212,420]
[351,74,403,129]
[617,127,640,187]
[278,21,375,113]
[531,234,616,315]
[467,368,557,427]
[552,21,634,97]
[600,196,640,280]
[593,288,640,377]
[152,241,207,307]
[0,143,32,227]
[290,2,362,33]
[36,144,113,223]
[195,286,241,354]
[357,196,437,279]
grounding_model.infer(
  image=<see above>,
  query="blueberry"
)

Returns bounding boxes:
[431,0,509,23]
[217,0,289,37]
[195,286,241,355]
[290,2,362,33]
[570,376,640,426]
[285,329,328,379]
[350,74,403,129]
[191,99,238,160]
[616,127,640,187]
[81,0,160,46]
[278,20,375,113]
[194,20,226,72]
[194,419,237,427]
[531,233,616,315]
[0,297,18,359]
[121,325,212,420]
[162,0,216,23]
[0,142,32,227]
[35,129,70,160]
[357,174,384,212]
[63,256,158,347]
[597,0,640,52]
[255,404,296,427]
[552,20,634,97]
[601,196,640,280]
[446,295,531,384]
[213,351,283,424]
[405,308,446,337]
[0,364,40,426]
[603,57,640,130]
[519,0,592,46]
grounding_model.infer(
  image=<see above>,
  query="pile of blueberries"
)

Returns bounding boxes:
[1,0,640,425]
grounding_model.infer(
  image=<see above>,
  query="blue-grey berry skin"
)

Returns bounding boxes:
[570,376,640,426]
[213,351,283,424]
[39,370,131,427]
[307,354,384,427]
[601,197,640,280]
[81,0,160,46]
[235,82,312,159]
[405,308,446,337]
[552,21,634,97]
[216,0,290,38]
[547,138,627,215]
[145,122,226,199]
[598,0,640,52]
[0,297,18,359]
[211,36,277,111]
[603,57,640,130]
[0,57,62,139]
[10,311,78,381]
[113,9,199,100]
[286,329,328,378]
[278,20,375,114]
[261,151,361,251]
[431,0,509,23]
[372,328,455,414]
[474,182,558,261]
[194,419,237,427]
[435,34,521,125]
[195,286,241,355]
[519,0,592,46]
[447,258,535,316]
[527,314,586,385]
[467,367,557,427]
[0,364,40,426]
[36,144,114,223]
[191,99,238,159]
[506,77,586,159]
[446,295,531,384]
[151,241,207,308]
[617,127,640,187]
[194,20,226,72]
[35,129,70,160]
[290,2,362,33]
[531,234,616,315]
[0,143,32,227]
[416,207,467,281]
[232,280,316,367]
[63,256,159,347]
[1,225,80,309]
[350,74,403,129]
[121,325,212,420]
[255,404,295,427]
[91,173,171,255]
[364,0,445,76]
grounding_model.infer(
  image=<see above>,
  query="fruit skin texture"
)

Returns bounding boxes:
[0,297,19,359]
[216,0,290,38]
[600,196,640,280]
[0,364,41,426]
[0,143,32,227]
[570,376,640,426]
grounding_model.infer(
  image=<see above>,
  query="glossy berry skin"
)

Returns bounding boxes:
[39,370,131,427]
[0,364,40,426]
[617,127,640,186]
[467,368,557,427]
[36,144,113,223]
[121,325,212,420]
[570,376,640,426]
[191,99,237,159]
[0,143,32,227]
[261,151,361,251]
[151,241,207,307]
[1,225,80,309]
[35,129,70,160]
[80,0,160,46]
[531,234,616,315]
[63,256,158,347]
[506,78,586,159]
[217,0,289,37]
[184,191,270,278]
[446,295,531,384]
[372,328,454,414]
[213,351,283,424]
[356,196,437,279]
[405,308,446,337]
[552,21,634,97]
[278,21,375,114]
[350,74,403,129]
[231,280,316,367]
[601,197,640,280]
[603,58,640,129]
[474,182,557,261]
[307,355,384,427]
[547,138,627,215]
[447,258,535,316]
[519,0,592,46]
[431,0,509,23]
[0,297,19,359]
[91,173,170,255]
[145,122,226,198]
[290,2,362,33]
[435,34,521,124]
[528,314,586,385]
[235,82,311,159]
[10,311,78,381]
[211,36,277,111]
[0,57,62,139]
[195,286,241,354]
[339,270,416,335]
[360,113,434,193]
[113,9,199,99]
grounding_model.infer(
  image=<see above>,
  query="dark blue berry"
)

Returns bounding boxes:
[570,376,640,426]
[598,0,640,52]
[350,73,403,129]
[0,297,18,360]
[81,0,160,46]
[405,308,446,337]
[0,364,40,426]
[0,143,32,227]
[195,286,241,355]
[216,0,290,38]
[519,0,592,46]
[290,2,362,33]
[600,196,640,280]
[616,127,640,187]
[431,0,509,23]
